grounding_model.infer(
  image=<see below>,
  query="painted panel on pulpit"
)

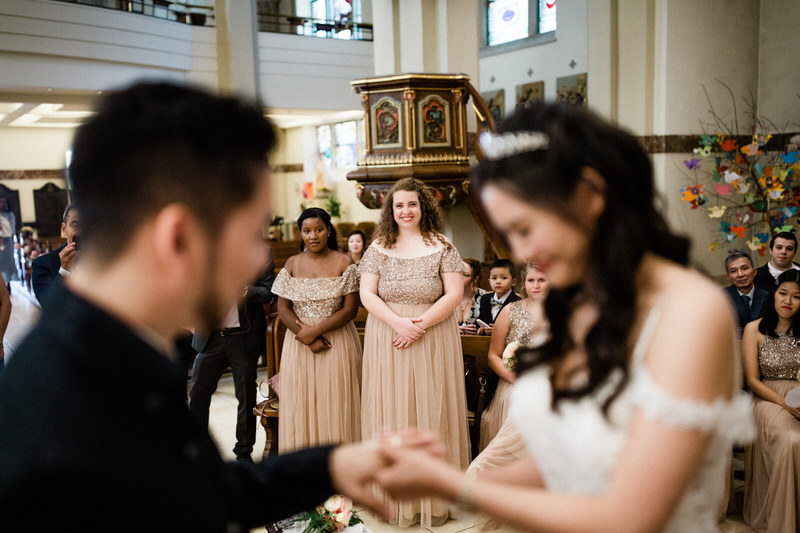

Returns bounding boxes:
[418,95,450,147]
[371,97,403,149]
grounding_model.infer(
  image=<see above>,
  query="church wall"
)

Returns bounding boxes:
[0,0,204,92]
[257,32,373,111]
[478,0,588,109]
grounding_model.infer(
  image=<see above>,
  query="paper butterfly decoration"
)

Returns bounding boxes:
[680,184,705,209]
[684,159,701,170]
[694,145,712,157]
[747,238,761,251]
[699,134,717,147]
[783,207,797,218]
[782,151,800,165]
[775,225,794,233]
[708,206,727,218]
[742,143,761,156]
[708,241,720,252]
[724,170,742,183]
[731,225,746,239]
[720,139,737,151]
[769,188,785,200]
[755,232,771,243]
[714,184,731,196]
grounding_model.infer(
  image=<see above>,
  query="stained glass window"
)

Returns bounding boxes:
[486,0,555,48]
[538,0,556,34]
[334,121,357,168]
[487,0,529,46]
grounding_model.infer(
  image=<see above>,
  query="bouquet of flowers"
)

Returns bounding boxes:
[502,340,522,372]
[295,495,363,533]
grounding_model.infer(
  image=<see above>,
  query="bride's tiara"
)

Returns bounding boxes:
[479,131,550,160]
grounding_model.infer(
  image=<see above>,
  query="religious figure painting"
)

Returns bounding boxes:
[556,73,587,107]
[481,89,505,124]
[418,95,450,147]
[516,81,544,108]
[372,97,402,148]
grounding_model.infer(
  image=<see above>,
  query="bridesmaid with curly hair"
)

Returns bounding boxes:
[359,177,469,527]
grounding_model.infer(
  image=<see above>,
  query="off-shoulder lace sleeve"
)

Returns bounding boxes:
[271,268,293,300]
[341,263,360,294]
[439,243,464,274]
[358,246,382,275]
[631,367,756,444]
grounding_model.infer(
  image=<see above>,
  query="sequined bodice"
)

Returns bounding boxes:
[506,301,537,345]
[758,331,800,380]
[271,264,359,319]
[359,243,463,304]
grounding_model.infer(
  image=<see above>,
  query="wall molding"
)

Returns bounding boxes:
[0,169,66,180]
[273,163,303,173]
[639,132,800,154]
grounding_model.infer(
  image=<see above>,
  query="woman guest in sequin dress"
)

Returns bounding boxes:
[359,177,470,527]
[456,257,486,335]
[372,103,753,532]
[272,208,362,453]
[347,230,367,265]
[743,269,800,533]
[477,263,548,452]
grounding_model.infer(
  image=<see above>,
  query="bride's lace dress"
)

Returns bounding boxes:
[509,308,755,532]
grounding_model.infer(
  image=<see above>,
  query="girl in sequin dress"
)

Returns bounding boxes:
[743,269,800,533]
[272,208,362,453]
[359,178,469,527]
[372,103,753,533]
[476,263,548,455]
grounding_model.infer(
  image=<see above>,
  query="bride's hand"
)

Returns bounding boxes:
[374,444,459,501]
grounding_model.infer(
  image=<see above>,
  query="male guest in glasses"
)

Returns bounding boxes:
[724,250,768,337]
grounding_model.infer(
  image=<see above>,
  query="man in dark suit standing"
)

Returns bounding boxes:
[189,247,275,463]
[0,82,421,529]
[31,204,79,307]
[724,251,768,336]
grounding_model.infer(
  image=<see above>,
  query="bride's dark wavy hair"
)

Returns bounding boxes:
[473,103,690,414]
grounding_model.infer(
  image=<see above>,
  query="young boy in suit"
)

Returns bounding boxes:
[477,258,520,335]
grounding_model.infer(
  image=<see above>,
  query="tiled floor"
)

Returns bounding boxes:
[4,281,754,532]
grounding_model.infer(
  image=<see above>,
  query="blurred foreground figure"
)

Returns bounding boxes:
[0,82,403,531]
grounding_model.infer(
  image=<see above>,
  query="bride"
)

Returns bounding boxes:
[373,103,754,532]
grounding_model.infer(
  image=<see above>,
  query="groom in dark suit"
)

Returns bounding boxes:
[0,82,413,530]
[723,251,767,336]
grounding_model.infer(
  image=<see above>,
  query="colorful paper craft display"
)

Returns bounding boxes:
[680,131,800,256]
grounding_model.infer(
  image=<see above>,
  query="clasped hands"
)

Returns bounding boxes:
[329,430,453,520]
[295,320,331,353]
[392,317,425,349]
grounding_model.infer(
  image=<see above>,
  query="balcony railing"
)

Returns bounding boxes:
[257,12,373,42]
[52,0,215,27]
